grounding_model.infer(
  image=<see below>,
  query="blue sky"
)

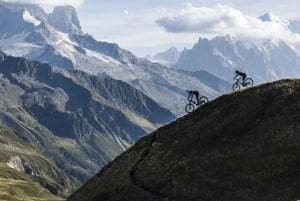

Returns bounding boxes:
[4,0,300,56]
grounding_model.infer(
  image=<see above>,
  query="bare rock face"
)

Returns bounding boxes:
[69,79,300,201]
[48,5,82,35]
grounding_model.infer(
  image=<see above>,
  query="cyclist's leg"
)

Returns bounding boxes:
[187,93,192,101]
[242,75,246,85]
[195,91,199,101]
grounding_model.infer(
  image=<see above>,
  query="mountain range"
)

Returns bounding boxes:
[150,13,300,85]
[68,79,300,201]
[0,50,175,199]
[0,1,220,116]
[171,13,300,84]
[1,1,300,200]
[173,35,300,83]
[1,2,300,116]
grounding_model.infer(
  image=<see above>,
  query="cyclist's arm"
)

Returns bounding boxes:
[187,93,192,101]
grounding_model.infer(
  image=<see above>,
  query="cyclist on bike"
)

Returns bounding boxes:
[234,70,247,86]
[187,90,199,102]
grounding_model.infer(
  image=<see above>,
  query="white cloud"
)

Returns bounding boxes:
[123,10,129,15]
[156,4,300,43]
[2,0,84,8]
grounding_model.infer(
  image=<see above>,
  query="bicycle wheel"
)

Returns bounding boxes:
[232,83,240,91]
[244,78,254,87]
[199,96,208,106]
[185,103,195,113]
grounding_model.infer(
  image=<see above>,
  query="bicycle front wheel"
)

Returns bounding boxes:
[244,78,254,87]
[232,83,240,91]
[185,103,195,113]
[199,96,208,106]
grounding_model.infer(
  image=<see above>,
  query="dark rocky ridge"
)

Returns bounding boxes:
[68,79,300,201]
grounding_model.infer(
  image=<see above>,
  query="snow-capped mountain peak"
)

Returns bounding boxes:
[0,1,49,39]
[0,1,48,21]
[48,5,82,35]
[0,1,220,116]
[173,32,300,84]
[259,13,290,29]
[147,46,181,67]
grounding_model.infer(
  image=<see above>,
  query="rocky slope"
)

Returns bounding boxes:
[0,124,78,200]
[68,79,300,201]
[0,51,175,188]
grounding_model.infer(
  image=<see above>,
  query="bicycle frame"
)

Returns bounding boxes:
[234,78,244,86]
[188,97,206,106]
[188,99,199,106]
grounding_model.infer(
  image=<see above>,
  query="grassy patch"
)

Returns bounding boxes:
[0,178,64,201]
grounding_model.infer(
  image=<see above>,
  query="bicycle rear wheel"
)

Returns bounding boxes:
[185,103,195,113]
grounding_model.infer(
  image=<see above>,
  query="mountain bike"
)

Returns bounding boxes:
[232,77,254,91]
[185,95,208,113]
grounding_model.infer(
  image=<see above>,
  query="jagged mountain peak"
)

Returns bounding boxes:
[259,12,277,21]
[166,46,179,52]
[0,1,47,20]
[147,46,181,67]
[48,5,82,34]
[0,2,82,36]
[68,79,300,201]
[0,1,219,116]
[173,32,300,83]
[259,12,290,28]
[0,1,47,38]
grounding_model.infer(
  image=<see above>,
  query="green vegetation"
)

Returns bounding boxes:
[0,125,77,200]
[0,178,63,201]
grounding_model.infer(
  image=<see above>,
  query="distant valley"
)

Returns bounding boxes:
[0,51,175,199]
[0,125,76,200]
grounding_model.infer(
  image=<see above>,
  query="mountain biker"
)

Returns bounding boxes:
[187,90,199,102]
[234,70,247,85]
